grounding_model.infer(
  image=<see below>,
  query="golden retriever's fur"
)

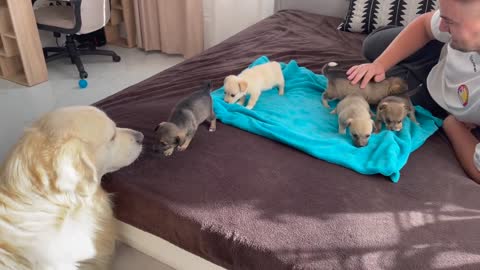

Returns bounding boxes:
[0,106,143,270]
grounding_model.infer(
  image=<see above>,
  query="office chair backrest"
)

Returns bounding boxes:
[78,0,111,34]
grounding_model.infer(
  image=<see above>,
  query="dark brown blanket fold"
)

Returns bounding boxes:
[96,10,480,270]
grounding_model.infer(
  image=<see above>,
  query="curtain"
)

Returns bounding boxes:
[132,0,204,58]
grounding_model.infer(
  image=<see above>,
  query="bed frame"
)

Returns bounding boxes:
[117,220,226,270]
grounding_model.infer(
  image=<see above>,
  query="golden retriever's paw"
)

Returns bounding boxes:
[246,105,254,110]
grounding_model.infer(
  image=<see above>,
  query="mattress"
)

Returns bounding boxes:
[96,10,480,270]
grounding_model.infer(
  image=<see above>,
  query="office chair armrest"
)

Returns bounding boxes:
[37,0,83,35]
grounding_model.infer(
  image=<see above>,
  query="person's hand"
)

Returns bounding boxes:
[346,61,386,89]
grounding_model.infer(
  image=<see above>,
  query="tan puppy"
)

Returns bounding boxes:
[0,106,143,270]
[331,93,375,147]
[223,61,285,110]
[375,95,418,132]
[321,62,408,108]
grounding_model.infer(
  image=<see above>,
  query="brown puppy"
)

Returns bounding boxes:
[375,95,418,132]
[321,62,408,108]
[154,81,216,156]
[331,93,376,147]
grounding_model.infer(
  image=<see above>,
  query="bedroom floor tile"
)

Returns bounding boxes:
[0,46,183,162]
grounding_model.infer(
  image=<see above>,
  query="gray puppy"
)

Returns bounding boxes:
[375,95,418,132]
[321,62,408,108]
[154,81,216,156]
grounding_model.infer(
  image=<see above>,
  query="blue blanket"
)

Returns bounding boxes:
[211,56,442,182]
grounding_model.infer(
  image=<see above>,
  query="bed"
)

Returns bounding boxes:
[95,10,480,270]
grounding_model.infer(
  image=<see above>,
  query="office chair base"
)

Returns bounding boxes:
[43,35,121,79]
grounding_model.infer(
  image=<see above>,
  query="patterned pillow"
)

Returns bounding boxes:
[338,0,438,34]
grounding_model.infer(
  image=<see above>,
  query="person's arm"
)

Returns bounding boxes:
[443,115,480,184]
[347,11,436,88]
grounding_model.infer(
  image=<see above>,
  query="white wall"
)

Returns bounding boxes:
[274,0,349,19]
[203,0,275,49]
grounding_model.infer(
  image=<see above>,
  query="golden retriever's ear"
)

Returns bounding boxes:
[238,79,248,92]
[54,138,98,196]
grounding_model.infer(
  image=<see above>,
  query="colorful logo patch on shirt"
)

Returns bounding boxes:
[458,84,469,106]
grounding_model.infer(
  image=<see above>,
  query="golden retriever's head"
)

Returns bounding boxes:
[1,106,143,197]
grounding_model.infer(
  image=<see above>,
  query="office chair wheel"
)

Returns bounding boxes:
[80,71,88,79]
[112,55,121,62]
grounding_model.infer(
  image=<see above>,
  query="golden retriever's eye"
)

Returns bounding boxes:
[353,134,358,139]
[366,134,370,138]
[230,94,235,97]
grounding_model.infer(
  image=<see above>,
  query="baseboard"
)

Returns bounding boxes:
[116,220,227,270]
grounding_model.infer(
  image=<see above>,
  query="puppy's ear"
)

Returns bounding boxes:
[175,134,186,146]
[224,75,235,85]
[154,122,166,132]
[238,79,248,92]
[378,102,388,112]
[54,138,97,196]
[389,80,408,93]
[346,118,353,127]
[404,103,413,112]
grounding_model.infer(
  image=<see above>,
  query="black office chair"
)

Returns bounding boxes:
[35,0,121,79]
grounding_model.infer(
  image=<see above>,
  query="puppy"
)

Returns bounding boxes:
[321,62,408,108]
[331,93,375,147]
[223,61,285,110]
[0,106,143,270]
[154,81,216,156]
[375,95,418,132]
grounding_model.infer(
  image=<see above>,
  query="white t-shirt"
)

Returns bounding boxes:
[427,10,480,171]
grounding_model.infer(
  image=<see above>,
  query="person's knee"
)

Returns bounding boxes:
[362,33,382,62]
[362,26,403,62]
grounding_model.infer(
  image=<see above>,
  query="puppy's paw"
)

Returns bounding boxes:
[209,127,216,132]
[177,145,188,151]
[164,148,174,156]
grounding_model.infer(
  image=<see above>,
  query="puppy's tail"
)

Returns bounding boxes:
[202,80,213,93]
[321,62,338,76]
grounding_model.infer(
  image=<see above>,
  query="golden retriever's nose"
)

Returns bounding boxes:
[134,131,144,144]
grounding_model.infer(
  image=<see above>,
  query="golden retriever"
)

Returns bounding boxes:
[0,106,143,270]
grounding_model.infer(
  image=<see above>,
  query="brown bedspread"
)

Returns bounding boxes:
[96,10,480,270]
